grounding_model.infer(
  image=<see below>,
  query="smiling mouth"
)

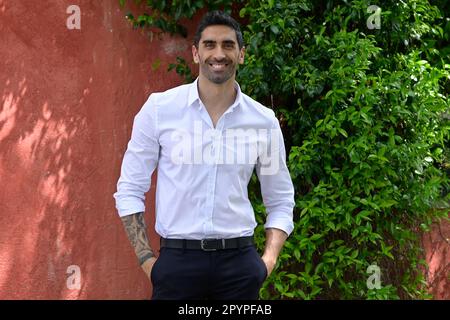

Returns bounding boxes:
[209,62,228,71]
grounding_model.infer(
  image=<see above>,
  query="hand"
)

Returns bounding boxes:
[141,257,157,281]
[261,254,277,278]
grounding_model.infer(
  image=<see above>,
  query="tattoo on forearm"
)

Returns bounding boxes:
[121,212,154,265]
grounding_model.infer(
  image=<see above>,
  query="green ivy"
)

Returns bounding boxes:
[119,0,238,36]
[120,0,450,299]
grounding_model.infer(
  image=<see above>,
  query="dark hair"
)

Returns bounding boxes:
[193,11,244,49]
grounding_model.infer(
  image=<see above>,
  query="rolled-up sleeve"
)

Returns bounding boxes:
[256,115,295,236]
[113,94,160,217]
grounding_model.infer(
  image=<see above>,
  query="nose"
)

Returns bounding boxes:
[212,46,226,61]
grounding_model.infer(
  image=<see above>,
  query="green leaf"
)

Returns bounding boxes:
[270,25,280,34]
[338,128,348,138]
[310,234,322,241]
[275,282,284,293]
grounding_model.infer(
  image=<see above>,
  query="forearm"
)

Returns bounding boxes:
[120,212,155,266]
[261,228,288,276]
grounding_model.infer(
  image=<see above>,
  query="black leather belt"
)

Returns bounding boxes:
[160,236,254,251]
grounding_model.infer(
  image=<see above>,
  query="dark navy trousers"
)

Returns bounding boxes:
[150,245,267,300]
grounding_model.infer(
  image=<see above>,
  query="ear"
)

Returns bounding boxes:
[192,45,199,64]
[238,46,245,65]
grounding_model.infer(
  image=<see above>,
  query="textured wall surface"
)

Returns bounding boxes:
[0,0,447,300]
[422,220,449,299]
[0,0,195,299]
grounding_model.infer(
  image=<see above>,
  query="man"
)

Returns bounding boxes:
[114,11,294,300]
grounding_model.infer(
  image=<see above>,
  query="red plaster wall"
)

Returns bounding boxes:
[422,219,450,300]
[0,0,448,300]
[0,0,197,299]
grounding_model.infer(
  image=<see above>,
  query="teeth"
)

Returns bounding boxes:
[210,63,227,69]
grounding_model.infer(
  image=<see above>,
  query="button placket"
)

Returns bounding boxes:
[202,111,228,236]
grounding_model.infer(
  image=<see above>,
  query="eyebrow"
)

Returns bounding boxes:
[222,40,236,45]
[202,39,236,45]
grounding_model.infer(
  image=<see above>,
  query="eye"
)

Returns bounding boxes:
[223,43,235,49]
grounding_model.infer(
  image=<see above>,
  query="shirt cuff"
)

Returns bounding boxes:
[264,213,294,236]
[115,198,145,217]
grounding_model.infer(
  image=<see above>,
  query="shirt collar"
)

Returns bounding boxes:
[187,78,200,108]
[187,77,243,112]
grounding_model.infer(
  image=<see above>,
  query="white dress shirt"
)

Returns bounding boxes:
[114,79,295,239]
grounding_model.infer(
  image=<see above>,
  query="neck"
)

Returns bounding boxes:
[197,74,237,112]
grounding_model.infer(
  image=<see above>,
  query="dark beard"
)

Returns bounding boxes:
[201,59,236,84]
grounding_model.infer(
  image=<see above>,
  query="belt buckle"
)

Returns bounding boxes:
[201,239,222,251]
